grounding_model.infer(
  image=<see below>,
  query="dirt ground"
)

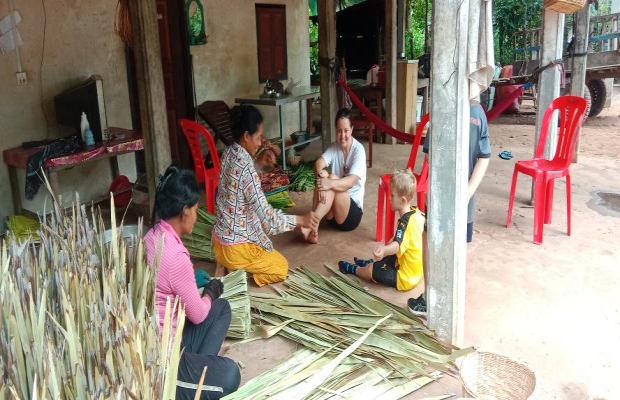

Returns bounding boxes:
[200,98,620,399]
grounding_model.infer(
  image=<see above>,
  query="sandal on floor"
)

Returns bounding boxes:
[498,150,513,160]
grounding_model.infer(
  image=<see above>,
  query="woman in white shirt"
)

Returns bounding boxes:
[302,108,367,243]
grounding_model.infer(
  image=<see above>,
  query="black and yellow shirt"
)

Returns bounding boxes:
[394,206,425,291]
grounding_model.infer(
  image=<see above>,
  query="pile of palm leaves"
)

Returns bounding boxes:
[225,348,443,400]
[232,265,473,397]
[182,207,215,261]
[226,313,446,400]
[220,270,251,339]
[0,190,184,399]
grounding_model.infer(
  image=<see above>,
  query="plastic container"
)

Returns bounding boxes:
[84,127,95,148]
[366,64,380,86]
[80,112,90,144]
[416,95,424,122]
[377,66,386,88]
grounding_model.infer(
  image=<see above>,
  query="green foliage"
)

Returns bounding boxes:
[309,10,319,76]
[595,0,612,15]
[493,0,543,66]
[405,0,429,59]
[189,7,203,37]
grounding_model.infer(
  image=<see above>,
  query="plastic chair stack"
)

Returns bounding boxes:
[376,114,429,244]
[506,95,587,244]
[179,119,220,214]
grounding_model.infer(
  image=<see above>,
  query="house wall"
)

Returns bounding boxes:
[192,0,311,141]
[0,0,135,231]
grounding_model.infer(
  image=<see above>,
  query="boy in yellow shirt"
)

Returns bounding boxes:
[339,169,425,291]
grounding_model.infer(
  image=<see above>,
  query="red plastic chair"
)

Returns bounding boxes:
[376,114,430,244]
[179,119,220,214]
[506,96,587,244]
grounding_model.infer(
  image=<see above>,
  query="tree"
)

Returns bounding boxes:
[493,0,543,66]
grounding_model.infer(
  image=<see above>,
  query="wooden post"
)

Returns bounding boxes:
[386,0,398,144]
[318,0,337,150]
[427,0,470,344]
[570,5,590,163]
[535,10,565,161]
[129,0,172,212]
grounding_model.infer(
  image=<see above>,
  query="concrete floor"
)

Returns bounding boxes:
[218,102,620,399]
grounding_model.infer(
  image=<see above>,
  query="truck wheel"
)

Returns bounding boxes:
[561,84,591,120]
[587,79,607,118]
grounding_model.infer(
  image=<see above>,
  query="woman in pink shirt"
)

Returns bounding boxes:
[145,166,240,400]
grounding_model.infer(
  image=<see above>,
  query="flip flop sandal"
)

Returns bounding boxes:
[499,150,513,160]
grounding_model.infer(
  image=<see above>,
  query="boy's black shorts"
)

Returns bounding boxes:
[371,255,398,288]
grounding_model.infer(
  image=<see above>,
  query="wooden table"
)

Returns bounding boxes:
[2,128,143,214]
[348,81,385,142]
[235,87,321,170]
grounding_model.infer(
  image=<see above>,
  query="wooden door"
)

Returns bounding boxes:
[156,0,193,166]
[256,5,288,82]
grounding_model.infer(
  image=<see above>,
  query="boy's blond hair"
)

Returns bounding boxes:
[390,169,417,202]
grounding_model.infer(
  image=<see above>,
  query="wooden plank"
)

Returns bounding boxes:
[318,0,337,150]
[385,0,397,144]
[570,6,590,163]
[427,0,470,345]
[8,165,22,215]
[129,0,172,213]
[396,60,419,135]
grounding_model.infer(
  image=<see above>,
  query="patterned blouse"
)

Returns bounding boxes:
[213,142,296,251]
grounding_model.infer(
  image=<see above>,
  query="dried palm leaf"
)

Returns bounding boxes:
[0,184,184,398]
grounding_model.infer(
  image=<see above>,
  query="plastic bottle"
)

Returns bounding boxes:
[84,127,95,148]
[80,112,90,144]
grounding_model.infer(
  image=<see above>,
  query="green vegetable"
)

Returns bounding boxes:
[267,190,295,209]
[288,162,316,192]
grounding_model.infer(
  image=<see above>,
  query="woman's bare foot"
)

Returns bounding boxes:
[300,227,319,244]
[308,230,318,244]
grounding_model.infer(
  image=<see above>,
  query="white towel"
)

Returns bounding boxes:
[467,0,496,102]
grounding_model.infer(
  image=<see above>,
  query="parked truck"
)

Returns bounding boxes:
[497,11,620,117]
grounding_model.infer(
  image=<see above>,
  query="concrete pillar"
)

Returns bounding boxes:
[386,0,398,144]
[318,0,337,149]
[570,6,590,163]
[128,0,172,211]
[535,10,565,160]
[427,0,470,344]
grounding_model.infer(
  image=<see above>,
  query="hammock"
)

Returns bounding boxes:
[338,76,417,143]
[484,85,524,122]
[338,76,525,143]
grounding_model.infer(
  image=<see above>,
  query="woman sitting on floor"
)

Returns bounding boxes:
[301,108,367,244]
[144,166,240,400]
[212,104,318,286]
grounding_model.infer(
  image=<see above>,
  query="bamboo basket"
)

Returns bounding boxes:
[544,0,586,14]
[460,350,536,400]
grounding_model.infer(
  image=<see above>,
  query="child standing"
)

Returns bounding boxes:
[339,169,425,291]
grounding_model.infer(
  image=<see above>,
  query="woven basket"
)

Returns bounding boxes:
[544,0,586,14]
[460,350,536,400]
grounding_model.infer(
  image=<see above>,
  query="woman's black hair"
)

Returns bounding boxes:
[335,108,353,126]
[231,104,264,143]
[152,165,200,223]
